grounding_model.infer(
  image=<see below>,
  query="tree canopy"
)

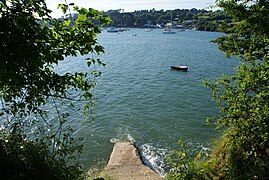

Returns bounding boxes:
[208,0,269,177]
[0,0,110,119]
[0,0,110,179]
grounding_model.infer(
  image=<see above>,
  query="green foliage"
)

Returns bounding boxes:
[0,0,110,120]
[203,0,269,178]
[0,129,85,180]
[0,0,110,179]
[196,10,232,32]
[166,140,207,180]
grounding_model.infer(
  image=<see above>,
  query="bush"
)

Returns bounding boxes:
[166,140,207,180]
[0,129,85,180]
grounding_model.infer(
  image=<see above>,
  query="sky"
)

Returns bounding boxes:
[46,0,216,17]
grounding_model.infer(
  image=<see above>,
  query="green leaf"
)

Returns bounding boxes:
[57,4,68,14]
[77,13,87,22]
[79,8,88,15]
[64,19,70,26]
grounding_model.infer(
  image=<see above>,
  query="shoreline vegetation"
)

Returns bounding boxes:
[58,8,232,32]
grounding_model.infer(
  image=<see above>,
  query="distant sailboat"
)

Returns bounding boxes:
[163,27,176,34]
[163,12,176,34]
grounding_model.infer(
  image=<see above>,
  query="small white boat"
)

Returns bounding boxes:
[107,28,118,33]
[163,29,176,34]
[118,28,127,32]
[145,28,153,32]
[170,65,188,71]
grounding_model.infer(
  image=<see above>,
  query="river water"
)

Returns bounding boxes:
[56,29,238,175]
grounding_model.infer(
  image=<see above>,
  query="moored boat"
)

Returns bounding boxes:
[163,29,176,34]
[145,28,153,32]
[163,12,176,34]
[170,65,188,71]
[107,27,118,33]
